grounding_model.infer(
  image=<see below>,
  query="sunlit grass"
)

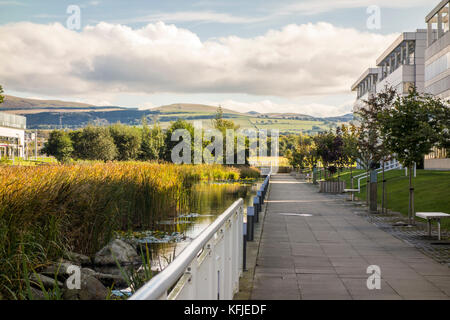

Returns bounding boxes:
[0,162,240,299]
[333,169,450,230]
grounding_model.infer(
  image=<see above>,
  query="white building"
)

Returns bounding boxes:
[350,30,428,170]
[375,29,427,95]
[0,111,26,159]
[425,0,450,100]
[425,0,450,170]
[351,68,381,114]
[352,30,427,114]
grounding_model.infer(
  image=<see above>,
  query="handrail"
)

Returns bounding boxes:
[356,161,402,191]
[129,198,244,300]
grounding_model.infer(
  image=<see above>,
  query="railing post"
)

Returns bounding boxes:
[247,206,255,241]
[257,190,263,205]
[243,222,247,271]
[253,196,260,223]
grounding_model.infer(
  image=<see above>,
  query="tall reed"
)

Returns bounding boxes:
[0,162,239,299]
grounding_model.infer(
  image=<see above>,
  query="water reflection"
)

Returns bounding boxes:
[148,180,260,271]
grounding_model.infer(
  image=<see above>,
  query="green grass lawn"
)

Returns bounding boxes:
[331,168,450,230]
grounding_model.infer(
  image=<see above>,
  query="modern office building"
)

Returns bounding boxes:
[425,0,450,100]
[351,2,450,170]
[351,30,427,170]
[352,30,427,113]
[375,29,427,95]
[351,68,381,114]
[0,111,26,159]
[425,0,450,169]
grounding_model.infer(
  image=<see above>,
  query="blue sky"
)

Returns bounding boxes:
[0,0,439,116]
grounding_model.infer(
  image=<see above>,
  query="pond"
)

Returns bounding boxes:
[111,179,261,295]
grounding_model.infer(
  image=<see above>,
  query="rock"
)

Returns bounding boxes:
[41,261,79,281]
[64,252,91,266]
[93,272,128,288]
[94,239,140,266]
[29,273,63,289]
[80,267,97,277]
[63,273,108,300]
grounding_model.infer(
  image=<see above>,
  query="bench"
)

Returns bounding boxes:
[416,212,450,240]
[344,188,359,201]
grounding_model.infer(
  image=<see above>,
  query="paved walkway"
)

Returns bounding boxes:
[250,174,450,300]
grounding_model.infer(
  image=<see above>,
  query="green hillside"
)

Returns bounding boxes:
[2,95,352,133]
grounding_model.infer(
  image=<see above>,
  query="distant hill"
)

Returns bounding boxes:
[2,95,96,109]
[321,113,353,122]
[154,103,238,114]
[0,95,352,132]
[1,95,125,113]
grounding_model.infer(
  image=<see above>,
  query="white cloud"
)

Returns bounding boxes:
[118,11,268,25]
[0,21,396,100]
[279,0,433,15]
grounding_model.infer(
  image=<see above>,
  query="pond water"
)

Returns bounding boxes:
[117,180,261,285]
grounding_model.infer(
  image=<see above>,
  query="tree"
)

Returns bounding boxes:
[212,106,237,132]
[41,130,73,163]
[164,119,195,162]
[70,126,117,161]
[357,86,396,210]
[211,106,240,165]
[141,117,165,161]
[0,85,4,104]
[342,124,359,189]
[379,88,450,224]
[314,130,344,179]
[109,123,141,161]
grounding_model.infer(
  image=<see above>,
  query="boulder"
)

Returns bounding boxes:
[63,273,108,300]
[41,261,79,281]
[93,272,128,288]
[94,239,140,266]
[29,273,63,289]
[64,252,91,266]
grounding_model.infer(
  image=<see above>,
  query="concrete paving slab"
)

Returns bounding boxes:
[237,174,450,300]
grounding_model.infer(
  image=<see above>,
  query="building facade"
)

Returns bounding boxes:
[352,30,427,114]
[351,30,428,170]
[425,0,450,99]
[425,0,450,170]
[0,111,26,159]
[375,30,427,95]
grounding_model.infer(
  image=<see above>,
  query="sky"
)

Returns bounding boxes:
[0,0,439,117]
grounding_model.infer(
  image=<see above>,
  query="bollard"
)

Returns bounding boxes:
[247,207,255,241]
[253,196,260,223]
[243,222,247,271]
[257,190,263,205]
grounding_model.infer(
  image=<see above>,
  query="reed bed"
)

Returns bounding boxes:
[0,162,240,299]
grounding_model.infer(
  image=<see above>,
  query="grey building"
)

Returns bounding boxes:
[352,30,427,113]
[425,0,450,169]
[426,0,450,99]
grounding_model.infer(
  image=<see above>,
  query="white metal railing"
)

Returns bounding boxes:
[355,161,403,191]
[130,198,244,300]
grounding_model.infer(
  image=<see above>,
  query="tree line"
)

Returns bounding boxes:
[42,107,267,165]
